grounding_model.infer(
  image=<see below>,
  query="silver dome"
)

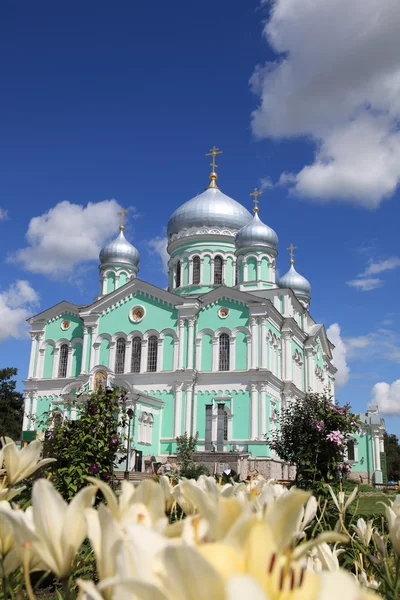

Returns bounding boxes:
[167,187,252,237]
[235,212,278,250]
[99,229,140,268]
[278,264,311,296]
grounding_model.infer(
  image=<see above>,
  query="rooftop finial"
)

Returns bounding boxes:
[206,145,223,189]
[250,187,262,214]
[287,243,297,265]
[118,207,128,231]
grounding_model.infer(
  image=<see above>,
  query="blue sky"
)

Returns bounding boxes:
[1,1,399,432]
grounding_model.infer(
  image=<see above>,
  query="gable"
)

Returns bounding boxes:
[197,297,249,332]
[45,312,83,342]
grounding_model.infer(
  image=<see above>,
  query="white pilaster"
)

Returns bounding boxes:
[89,326,98,370]
[260,317,267,369]
[212,338,219,371]
[67,347,73,378]
[187,318,195,369]
[174,384,183,437]
[30,392,38,431]
[229,337,235,371]
[250,383,258,439]
[246,335,251,369]
[109,341,116,371]
[374,435,382,471]
[28,334,37,378]
[250,317,258,369]
[37,348,45,379]
[305,349,314,391]
[185,385,193,435]
[257,259,262,281]
[260,383,267,438]
[283,333,292,381]
[157,339,163,372]
[222,258,227,285]
[124,340,132,374]
[178,318,186,369]
[195,339,201,370]
[23,393,31,430]
[211,257,215,284]
[52,347,60,379]
[141,339,148,372]
[93,343,101,367]
[244,261,248,282]
[200,257,204,285]
[115,273,120,289]
[81,327,89,373]
[173,340,179,371]
[101,275,107,296]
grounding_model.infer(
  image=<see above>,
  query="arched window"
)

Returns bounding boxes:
[138,411,154,444]
[58,344,69,378]
[131,336,142,373]
[192,256,200,285]
[219,333,230,371]
[214,255,223,285]
[224,409,228,441]
[235,261,239,285]
[115,337,126,374]
[176,261,181,288]
[347,440,355,461]
[147,336,158,372]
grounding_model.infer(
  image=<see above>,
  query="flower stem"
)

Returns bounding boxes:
[22,545,36,600]
[62,577,72,600]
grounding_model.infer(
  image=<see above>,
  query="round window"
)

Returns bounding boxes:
[61,319,71,331]
[218,307,229,319]
[130,306,145,323]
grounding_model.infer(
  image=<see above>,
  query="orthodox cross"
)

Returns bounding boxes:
[287,243,297,264]
[250,187,262,213]
[206,145,223,171]
[118,208,128,230]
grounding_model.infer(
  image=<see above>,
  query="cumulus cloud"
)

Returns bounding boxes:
[0,280,39,342]
[344,327,400,363]
[0,208,8,220]
[8,199,124,278]
[327,323,350,388]
[363,256,400,276]
[251,0,400,207]
[148,236,169,275]
[372,380,400,414]
[347,278,383,292]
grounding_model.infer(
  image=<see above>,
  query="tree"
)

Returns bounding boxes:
[384,432,400,482]
[0,367,24,439]
[175,432,209,479]
[268,393,361,485]
[41,386,128,499]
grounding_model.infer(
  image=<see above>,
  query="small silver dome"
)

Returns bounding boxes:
[235,212,278,250]
[278,264,311,296]
[167,187,252,237]
[99,228,140,268]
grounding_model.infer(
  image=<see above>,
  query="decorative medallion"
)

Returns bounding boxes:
[61,319,71,331]
[218,307,229,319]
[129,306,145,323]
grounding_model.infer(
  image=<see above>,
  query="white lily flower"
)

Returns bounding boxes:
[382,494,400,555]
[315,542,345,572]
[326,485,358,514]
[1,439,56,487]
[0,501,21,576]
[351,518,374,547]
[318,570,380,599]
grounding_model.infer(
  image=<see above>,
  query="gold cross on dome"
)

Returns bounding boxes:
[287,243,297,264]
[206,145,223,171]
[118,207,128,230]
[250,187,262,213]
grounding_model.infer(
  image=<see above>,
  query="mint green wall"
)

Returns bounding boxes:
[235,332,247,370]
[351,430,374,474]
[72,343,82,376]
[280,296,284,313]
[201,334,212,371]
[247,257,257,281]
[36,396,51,428]
[261,257,269,281]
[248,443,269,457]
[171,241,235,257]
[45,313,83,343]
[231,391,249,438]
[147,390,174,440]
[197,298,248,331]
[119,272,128,287]
[99,292,177,336]
[99,338,109,367]
[162,335,174,371]
[107,272,115,294]
[43,344,54,378]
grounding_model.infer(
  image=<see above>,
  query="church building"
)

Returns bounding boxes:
[22,147,384,480]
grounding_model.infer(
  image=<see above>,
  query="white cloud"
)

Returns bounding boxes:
[327,323,349,388]
[148,236,169,275]
[251,0,400,207]
[260,177,274,191]
[372,380,400,414]
[347,278,383,291]
[8,199,124,278]
[363,256,400,276]
[0,280,39,342]
[0,208,8,221]
[344,328,400,363]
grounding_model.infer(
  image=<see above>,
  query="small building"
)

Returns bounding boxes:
[349,404,386,484]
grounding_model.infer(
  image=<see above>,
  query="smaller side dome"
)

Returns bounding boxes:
[278,264,311,296]
[235,212,278,251]
[99,228,140,268]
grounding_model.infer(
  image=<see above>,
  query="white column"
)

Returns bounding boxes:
[200,257,205,285]
[178,318,186,369]
[157,338,163,372]
[109,341,116,371]
[374,435,382,471]
[141,339,148,372]
[244,261,248,282]
[81,327,89,373]
[260,384,267,438]
[222,258,227,285]
[250,383,258,439]
[250,317,258,369]
[124,340,132,373]
[187,319,195,369]
[185,385,193,434]
[283,333,292,381]
[52,347,60,379]
[246,335,251,370]
[232,258,237,286]
[115,273,120,289]
[173,340,179,370]
[37,348,45,379]
[257,259,262,281]
[93,343,101,367]
[191,390,197,436]
[23,393,31,430]
[30,392,38,431]
[229,337,235,371]
[212,338,219,371]
[89,326,98,370]
[67,347,73,378]
[260,317,267,369]
[278,347,282,379]
[305,349,314,392]
[174,384,183,437]
[379,437,384,453]
[195,339,201,370]
[28,334,37,378]
[101,275,107,296]
[188,258,193,285]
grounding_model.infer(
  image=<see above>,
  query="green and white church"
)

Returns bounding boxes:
[23,149,385,481]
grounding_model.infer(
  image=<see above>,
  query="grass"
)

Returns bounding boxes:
[350,492,396,516]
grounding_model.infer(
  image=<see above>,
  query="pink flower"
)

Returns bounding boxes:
[326,431,344,446]
[313,420,325,431]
